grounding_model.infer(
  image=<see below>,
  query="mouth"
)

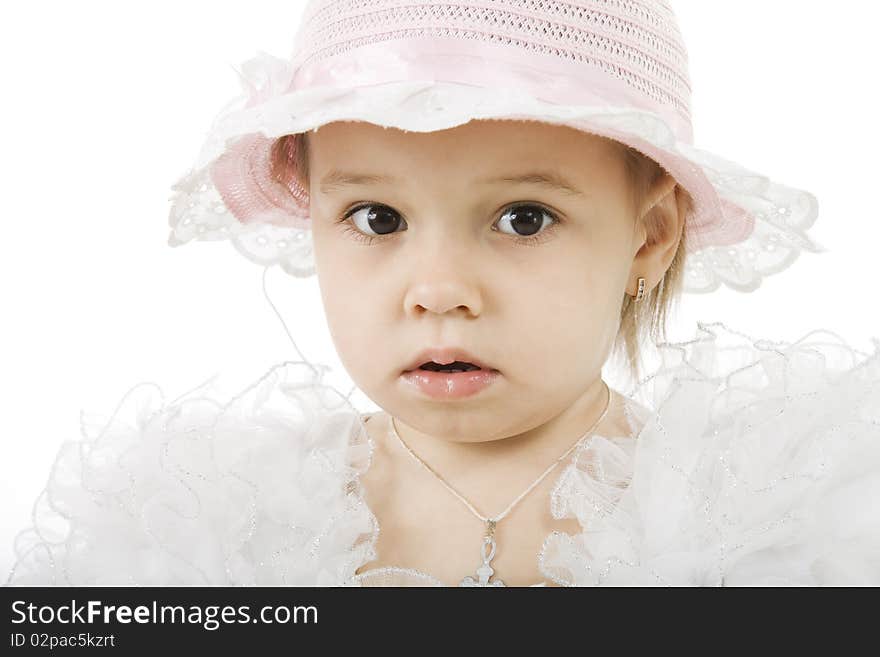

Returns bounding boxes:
[412,361,484,373]
[400,364,501,399]
[402,348,497,374]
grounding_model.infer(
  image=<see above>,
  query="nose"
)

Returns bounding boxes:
[404,279,483,317]
[401,218,487,317]
[403,242,485,316]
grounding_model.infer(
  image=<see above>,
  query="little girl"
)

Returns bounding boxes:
[6,0,879,587]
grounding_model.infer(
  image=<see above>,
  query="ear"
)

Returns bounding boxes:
[626,172,686,297]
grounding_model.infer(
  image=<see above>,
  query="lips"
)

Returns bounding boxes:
[402,347,497,373]
[400,367,501,399]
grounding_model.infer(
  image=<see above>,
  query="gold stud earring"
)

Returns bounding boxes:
[634,277,646,302]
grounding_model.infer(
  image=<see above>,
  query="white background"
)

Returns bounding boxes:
[1,0,877,578]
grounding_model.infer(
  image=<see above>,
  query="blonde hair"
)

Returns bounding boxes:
[614,143,692,384]
[269,130,692,384]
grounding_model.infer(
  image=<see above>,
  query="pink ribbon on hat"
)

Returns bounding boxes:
[291,36,693,144]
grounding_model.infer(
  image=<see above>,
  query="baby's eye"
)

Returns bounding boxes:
[494,204,559,240]
[339,202,561,246]
[345,204,404,239]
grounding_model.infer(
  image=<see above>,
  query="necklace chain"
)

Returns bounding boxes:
[387,381,611,526]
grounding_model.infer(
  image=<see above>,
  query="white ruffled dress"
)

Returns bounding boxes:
[5,322,880,587]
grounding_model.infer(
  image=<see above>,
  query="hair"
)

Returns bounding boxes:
[614,142,692,384]
[269,129,693,385]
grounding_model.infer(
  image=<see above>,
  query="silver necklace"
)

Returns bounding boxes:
[388,382,611,587]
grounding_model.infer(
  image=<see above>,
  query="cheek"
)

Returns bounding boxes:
[537,288,617,355]
[316,285,375,382]
[309,217,335,267]
[311,222,360,304]
[507,258,623,375]
[523,235,625,313]
[313,260,384,381]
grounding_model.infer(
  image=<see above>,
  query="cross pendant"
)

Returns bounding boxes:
[459,521,505,587]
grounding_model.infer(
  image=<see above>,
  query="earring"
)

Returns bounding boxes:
[633,277,646,302]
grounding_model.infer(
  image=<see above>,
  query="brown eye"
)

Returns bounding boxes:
[495,204,557,238]
[346,204,406,237]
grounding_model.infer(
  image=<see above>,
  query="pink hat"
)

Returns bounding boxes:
[168,0,823,293]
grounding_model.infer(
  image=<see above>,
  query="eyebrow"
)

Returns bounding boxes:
[319,169,587,198]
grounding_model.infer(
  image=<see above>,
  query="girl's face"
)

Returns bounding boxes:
[308,119,677,445]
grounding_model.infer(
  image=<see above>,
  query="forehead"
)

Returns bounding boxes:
[308,119,627,198]
[310,119,622,168]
